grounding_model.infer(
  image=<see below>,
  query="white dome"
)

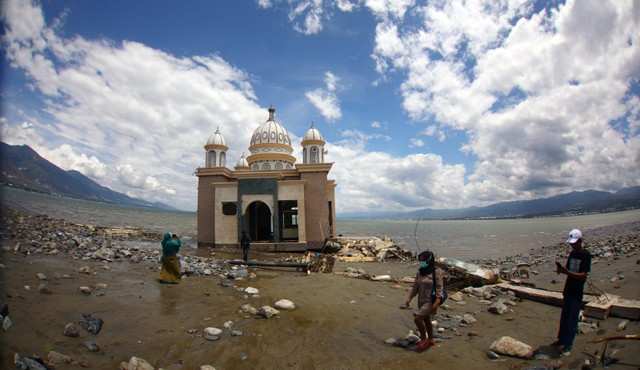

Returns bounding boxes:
[235,153,249,168]
[249,108,292,148]
[302,124,324,142]
[206,127,226,147]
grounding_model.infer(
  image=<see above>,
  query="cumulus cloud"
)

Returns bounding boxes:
[370,120,382,128]
[408,138,424,148]
[305,71,343,121]
[371,0,640,200]
[1,0,265,209]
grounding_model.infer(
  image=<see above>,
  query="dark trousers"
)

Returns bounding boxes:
[242,247,249,262]
[558,294,582,348]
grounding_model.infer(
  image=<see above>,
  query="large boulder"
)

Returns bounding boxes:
[489,336,533,359]
[488,300,508,315]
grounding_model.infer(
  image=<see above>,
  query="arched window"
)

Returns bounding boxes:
[310,146,319,164]
[303,147,307,164]
[261,163,271,170]
[208,151,216,167]
[220,152,226,167]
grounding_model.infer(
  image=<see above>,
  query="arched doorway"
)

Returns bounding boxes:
[245,201,273,242]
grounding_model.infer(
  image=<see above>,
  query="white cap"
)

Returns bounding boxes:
[566,229,582,244]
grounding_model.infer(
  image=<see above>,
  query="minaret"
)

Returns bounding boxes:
[204,127,228,168]
[301,122,325,164]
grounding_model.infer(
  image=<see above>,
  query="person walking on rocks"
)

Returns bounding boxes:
[401,250,444,352]
[159,232,182,284]
[241,231,251,262]
[554,228,591,356]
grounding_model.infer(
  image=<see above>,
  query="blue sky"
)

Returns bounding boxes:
[1,0,639,212]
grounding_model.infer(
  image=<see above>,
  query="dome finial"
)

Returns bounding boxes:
[268,105,275,121]
[310,121,315,128]
[215,126,220,133]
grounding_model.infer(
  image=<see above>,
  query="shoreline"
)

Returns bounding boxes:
[1,206,639,369]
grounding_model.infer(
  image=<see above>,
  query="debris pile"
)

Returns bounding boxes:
[331,236,413,262]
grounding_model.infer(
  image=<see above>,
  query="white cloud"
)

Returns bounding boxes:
[370,120,382,128]
[408,137,424,148]
[257,0,273,9]
[1,0,266,210]
[305,71,343,121]
[371,0,640,201]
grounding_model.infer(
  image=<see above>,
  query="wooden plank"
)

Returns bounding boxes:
[583,297,614,320]
[337,256,377,262]
[496,283,565,306]
[497,283,640,320]
[610,298,640,320]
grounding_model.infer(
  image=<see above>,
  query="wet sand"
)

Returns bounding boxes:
[1,218,640,369]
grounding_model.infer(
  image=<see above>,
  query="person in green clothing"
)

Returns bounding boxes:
[159,232,182,284]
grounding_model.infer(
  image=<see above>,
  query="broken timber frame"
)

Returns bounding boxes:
[496,283,640,320]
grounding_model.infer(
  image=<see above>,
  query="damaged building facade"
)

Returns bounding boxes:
[196,107,336,251]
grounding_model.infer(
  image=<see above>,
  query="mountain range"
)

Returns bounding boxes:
[0,142,175,210]
[340,187,640,220]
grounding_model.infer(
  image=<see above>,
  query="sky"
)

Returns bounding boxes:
[1,0,639,213]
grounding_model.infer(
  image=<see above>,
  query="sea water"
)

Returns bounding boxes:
[3,186,639,259]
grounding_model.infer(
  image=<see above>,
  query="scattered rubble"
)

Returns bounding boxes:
[332,236,412,262]
[204,327,223,341]
[79,314,104,335]
[120,356,154,370]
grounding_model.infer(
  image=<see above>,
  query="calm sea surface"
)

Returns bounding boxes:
[3,187,640,259]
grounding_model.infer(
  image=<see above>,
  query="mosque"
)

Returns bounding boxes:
[196,107,336,251]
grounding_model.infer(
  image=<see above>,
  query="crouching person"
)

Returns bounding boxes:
[402,250,444,352]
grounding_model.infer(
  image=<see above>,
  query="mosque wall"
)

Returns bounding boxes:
[278,180,306,243]
[300,171,330,249]
[197,174,230,248]
[214,183,238,244]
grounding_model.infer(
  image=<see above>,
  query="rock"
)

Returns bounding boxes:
[384,337,396,345]
[578,322,598,334]
[240,304,258,315]
[220,279,234,287]
[78,266,91,274]
[38,283,52,295]
[63,323,80,337]
[83,340,100,352]
[617,320,629,331]
[274,299,296,310]
[488,300,508,315]
[257,306,280,319]
[200,366,216,370]
[3,316,13,331]
[534,352,551,360]
[486,350,500,360]
[79,313,104,335]
[36,273,47,281]
[490,336,533,359]
[95,283,108,289]
[462,314,477,324]
[449,291,464,302]
[94,247,115,260]
[223,320,233,329]
[122,356,154,370]
[204,327,222,341]
[79,286,93,295]
[244,287,259,295]
[231,330,243,336]
[371,274,392,282]
[14,353,49,370]
[48,351,72,365]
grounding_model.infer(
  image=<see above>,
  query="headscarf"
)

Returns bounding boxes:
[418,250,435,276]
[162,232,172,249]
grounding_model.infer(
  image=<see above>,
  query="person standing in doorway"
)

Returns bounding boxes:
[241,231,251,262]
[554,228,591,356]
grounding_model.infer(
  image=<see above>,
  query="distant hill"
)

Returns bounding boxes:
[340,187,640,220]
[0,142,175,210]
